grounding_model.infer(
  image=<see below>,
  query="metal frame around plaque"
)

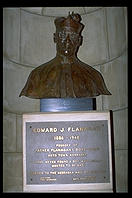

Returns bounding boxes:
[23,111,113,192]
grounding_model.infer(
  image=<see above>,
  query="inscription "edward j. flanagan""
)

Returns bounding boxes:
[32,126,102,133]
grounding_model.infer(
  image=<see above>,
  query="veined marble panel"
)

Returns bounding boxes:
[21,7,43,15]
[3,112,16,152]
[20,10,56,67]
[3,59,40,114]
[83,7,102,14]
[101,52,127,110]
[113,108,128,150]
[106,7,126,59]
[3,153,22,192]
[3,8,20,62]
[42,7,85,16]
[78,8,109,66]
[115,149,128,192]
[16,114,22,152]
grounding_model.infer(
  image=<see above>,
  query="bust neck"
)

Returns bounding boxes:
[56,53,77,64]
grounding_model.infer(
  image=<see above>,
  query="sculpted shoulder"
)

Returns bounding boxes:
[74,59,100,73]
[71,59,111,96]
[31,58,57,74]
[19,58,59,98]
[27,57,61,82]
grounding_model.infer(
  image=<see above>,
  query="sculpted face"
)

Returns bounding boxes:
[54,28,82,57]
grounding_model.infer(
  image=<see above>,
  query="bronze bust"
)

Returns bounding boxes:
[19,12,111,99]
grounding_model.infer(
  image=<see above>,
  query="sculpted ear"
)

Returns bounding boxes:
[78,36,83,46]
[53,33,57,43]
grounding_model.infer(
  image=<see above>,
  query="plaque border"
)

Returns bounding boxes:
[23,111,113,192]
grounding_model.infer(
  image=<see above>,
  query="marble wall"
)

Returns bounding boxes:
[3,7,128,192]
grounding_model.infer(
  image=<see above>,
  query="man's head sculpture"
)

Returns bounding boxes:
[53,12,84,57]
[19,12,111,98]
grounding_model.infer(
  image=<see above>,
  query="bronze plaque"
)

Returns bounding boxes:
[23,112,113,192]
[26,120,109,185]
